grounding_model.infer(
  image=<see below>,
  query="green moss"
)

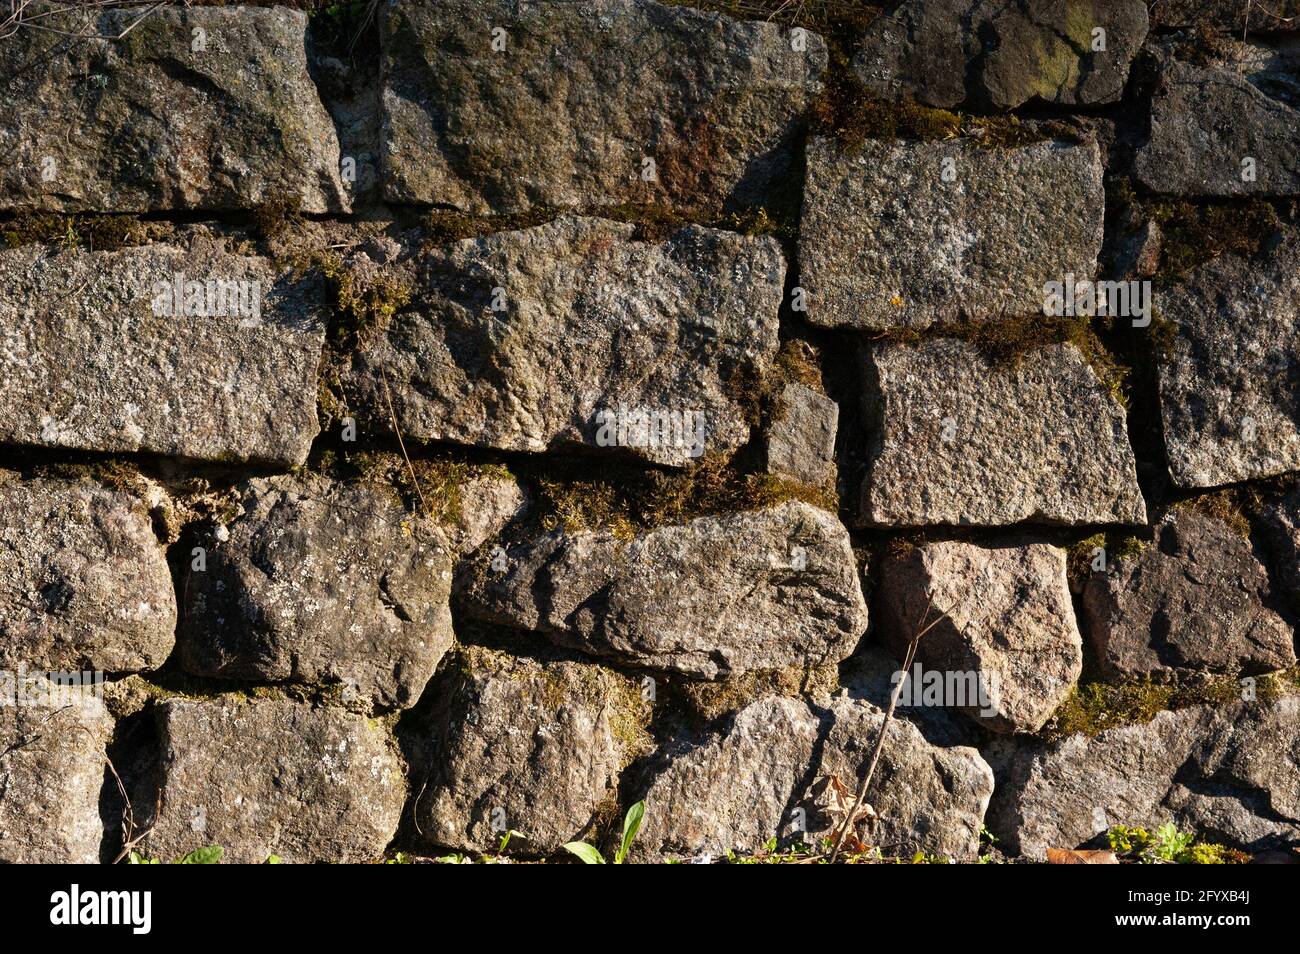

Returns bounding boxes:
[1,213,170,251]
[773,339,824,391]
[534,454,839,538]
[674,664,839,725]
[1066,531,1147,584]
[1043,671,1295,740]
[1178,491,1253,539]
[878,316,1130,409]
[1147,198,1281,285]
[252,195,303,240]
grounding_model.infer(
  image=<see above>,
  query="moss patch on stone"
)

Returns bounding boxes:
[1042,671,1295,740]
[0,213,172,251]
[671,664,839,725]
[534,454,838,537]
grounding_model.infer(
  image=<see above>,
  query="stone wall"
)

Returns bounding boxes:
[1,0,1298,864]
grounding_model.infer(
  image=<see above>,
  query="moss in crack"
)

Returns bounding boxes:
[533,454,838,537]
[0,213,172,252]
[876,316,1130,409]
[1041,671,1295,740]
[1145,198,1281,286]
[773,339,825,391]
[671,663,839,726]
[1066,531,1148,588]
[311,446,514,526]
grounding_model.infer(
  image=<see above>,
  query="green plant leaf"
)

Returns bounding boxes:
[562,842,606,864]
[177,845,224,865]
[615,800,646,864]
[265,854,282,864]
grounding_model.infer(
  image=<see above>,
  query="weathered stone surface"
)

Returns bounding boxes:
[860,339,1147,527]
[880,541,1082,733]
[413,648,644,855]
[343,216,784,467]
[855,0,1148,110]
[179,476,454,710]
[379,0,825,214]
[444,472,530,555]
[801,137,1105,330]
[459,501,867,679]
[0,473,175,673]
[1135,49,1300,197]
[765,383,839,486]
[147,697,405,864]
[1083,510,1296,678]
[988,696,1300,858]
[0,689,113,863]
[0,6,347,212]
[635,695,993,861]
[1156,232,1300,488]
[0,243,326,468]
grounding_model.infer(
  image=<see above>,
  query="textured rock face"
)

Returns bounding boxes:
[379,0,825,214]
[635,695,993,861]
[0,691,114,863]
[344,217,784,467]
[859,339,1147,527]
[1135,53,1300,197]
[444,473,530,556]
[855,0,1149,109]
[0,474,175,673]
[800,137,1105,330]
[0,6,347,212]
[179,476,454,710]
[459,501,867,678]
[765,384,839,486]
[1083,510,1296,678]
[1156,234,1300,488]
[879,541,1082,733]
[147,698,405,864]
[0,243,325,468]
[414,649,640,855]
[988,697,1300,858]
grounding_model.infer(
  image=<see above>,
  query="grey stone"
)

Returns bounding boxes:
[1156,232,1300,488]
[1083,509,1296,678]
[343,216,784,468]
[855,0,1149,110]
[0,5,348,212]
[146,697,406,864]
[634,694,993,861]
[458,501,867,679]
[0,688,113,863]
[0,473,175,673]
[859,338,1147,527]
[445,473,530,555]
[765,383,839,486]
[179,475,454,710]
[800,137,1105,330]
[0,243,326,468]
[379,0,825,214]
[988,696,1300,858]
[413,648,644,856]
[879,540,1083,733]
[1135,49,1300,197]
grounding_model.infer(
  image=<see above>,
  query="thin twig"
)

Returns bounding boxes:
[829,600,945,863]
[379,366,431,518]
